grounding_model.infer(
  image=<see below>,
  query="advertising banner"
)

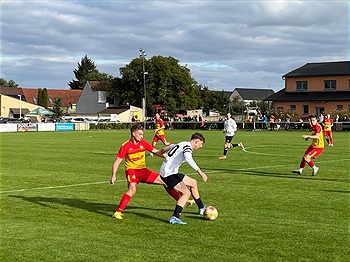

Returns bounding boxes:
[56,123,74,131]
[17,123,37,132]
[38,123,56,132]
[0,124,18,132]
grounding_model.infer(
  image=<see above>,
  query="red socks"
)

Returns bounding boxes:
[164,186,180,200]
[117,193,132,212]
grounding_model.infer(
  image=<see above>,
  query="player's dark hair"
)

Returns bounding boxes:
[309,114,317,119]
[130,124,143,135]
[191,132,205,143]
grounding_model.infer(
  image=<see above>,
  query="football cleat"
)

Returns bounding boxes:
[112,211,123,220]
[185,199,195,208]
[219,156,226,160]
[291,170,302,175]
[199,205,207,215]
[312,166,319,176]
[169,216,187,225]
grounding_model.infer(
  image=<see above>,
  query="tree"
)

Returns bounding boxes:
[37,89,43,106]
[0,78,19,87]
[37,88,48,108]
[200,87,231,115]
[68,55,111,90]
[52,98,66,120]
[108,55,202,115]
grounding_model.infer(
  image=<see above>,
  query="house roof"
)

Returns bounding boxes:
[283,61,350,78]
[233,88,275,100]
[98,105,130,114]
[0,86,23,97]
[89,81,108,91]
[21,88,82,107]
[264,88,350,102]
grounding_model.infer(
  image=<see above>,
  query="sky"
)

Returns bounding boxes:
[1,0,348,92]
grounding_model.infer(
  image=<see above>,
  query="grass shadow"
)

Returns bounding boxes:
[9,195,175,223]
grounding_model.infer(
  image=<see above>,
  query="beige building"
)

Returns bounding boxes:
[0,94,40,118]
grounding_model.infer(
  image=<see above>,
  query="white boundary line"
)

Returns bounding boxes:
[0,181,110,194]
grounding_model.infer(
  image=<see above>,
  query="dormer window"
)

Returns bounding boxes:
[324,80,336,90]
[296,81,307,90]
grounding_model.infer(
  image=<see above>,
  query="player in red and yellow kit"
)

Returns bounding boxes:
[109,124,180,219]
[292,115,324,176]
[323,114,334,146]
[149,113,171,157]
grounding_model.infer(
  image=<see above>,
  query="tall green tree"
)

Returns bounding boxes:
[108,55,202,115]
[68,55,111,90]
[37,88,48,108]
[42,88,48,108]
[37,89,43,106]
[52,98,65,120]
[200,87,231,115]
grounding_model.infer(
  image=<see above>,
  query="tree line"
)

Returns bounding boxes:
[2,55,272,118]
[68,55,245,116]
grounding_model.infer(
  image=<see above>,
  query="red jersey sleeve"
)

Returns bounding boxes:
[117,140,129,159]
[142,139,155,152]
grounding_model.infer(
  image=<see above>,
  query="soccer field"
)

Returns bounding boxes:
[1,129,349,261]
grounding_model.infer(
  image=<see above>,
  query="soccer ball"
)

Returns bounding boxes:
[204,206,218,221]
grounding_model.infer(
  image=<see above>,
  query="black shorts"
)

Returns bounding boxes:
[225,135,233,143]
[160,173,185,190]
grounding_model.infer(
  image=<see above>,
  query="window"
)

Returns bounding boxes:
[33,97,37,103]
[290,105,296,111]
[303,105,309,115]
[277,107,283,112]
[324,80,336,90]
[106,97,114,104]
[296,81,308,90]
[49,98,53,103]
[337,105,343,110]
[315,107,324,116]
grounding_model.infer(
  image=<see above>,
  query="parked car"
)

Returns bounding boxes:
[70,118,87,123]
[0,117,23,123]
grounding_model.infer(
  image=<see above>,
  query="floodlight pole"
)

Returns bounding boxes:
[139,48,147,124]
[18,94,22,119]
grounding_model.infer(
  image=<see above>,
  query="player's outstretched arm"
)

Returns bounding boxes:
[197,169,208,182]
[152,148,166,158]
[110,157,123,185]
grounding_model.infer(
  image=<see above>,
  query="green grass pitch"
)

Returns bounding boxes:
[1,129,349,261]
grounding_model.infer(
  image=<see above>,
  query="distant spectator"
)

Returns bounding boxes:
[269,115,275,130]
[276,119,282,131]
[285,114,291,130]
[318,113,324,124]
[335,114,339,122]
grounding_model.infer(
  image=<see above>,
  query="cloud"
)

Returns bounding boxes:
[1,0,348,91]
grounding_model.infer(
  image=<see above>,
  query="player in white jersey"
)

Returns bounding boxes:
[160,132,208,225]
[219,112,244,159]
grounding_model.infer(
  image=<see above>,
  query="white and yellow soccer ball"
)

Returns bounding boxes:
[204,206,218,221]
